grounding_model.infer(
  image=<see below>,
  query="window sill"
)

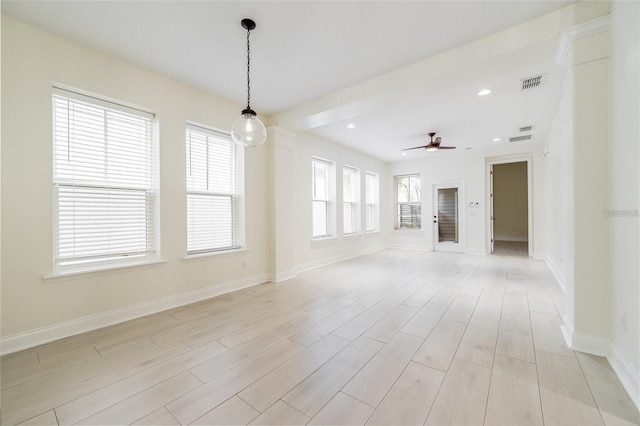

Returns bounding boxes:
[311,236,338,249]
[44,259,168,284]
[183,248,249,262]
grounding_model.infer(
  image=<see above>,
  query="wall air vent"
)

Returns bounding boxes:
[509,135,533,143]
[521,75,544,90]
[519,125,534,132]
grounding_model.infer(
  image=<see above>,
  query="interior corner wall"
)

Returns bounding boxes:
[610,0,640,399]
[0,16,270,343]
[291,134,388,271]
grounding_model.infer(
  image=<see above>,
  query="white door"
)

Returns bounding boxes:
[433,183,463,252]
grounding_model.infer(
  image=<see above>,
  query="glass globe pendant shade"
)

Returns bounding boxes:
[231,108,267,147]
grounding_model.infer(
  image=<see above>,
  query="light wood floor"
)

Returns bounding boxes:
[2,249,639,425]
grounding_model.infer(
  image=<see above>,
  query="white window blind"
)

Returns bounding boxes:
[312,158,331,238]
[52,88,156,270]
[343,166,358,235]
[186,124,241,254]
[396,174,421,230]
[365,172,379,232]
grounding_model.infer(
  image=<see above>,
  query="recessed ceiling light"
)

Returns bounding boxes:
[492,138,501,142]
[347,123,357,129]
[401,152,407,156]
[478,89,492,96]
[465,147,472,151]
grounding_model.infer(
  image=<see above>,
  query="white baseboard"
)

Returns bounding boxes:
[560,313,574,348]
[386,244,432,251]
[609,345,640,411]
[0,273,268,355]
[269,269,297,283]
[571,333,612,357]
[544,254,567,293]
[295,245,385,273]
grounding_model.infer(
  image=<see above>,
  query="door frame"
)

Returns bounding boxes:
[486,156,533,255]
[432,180,465,253]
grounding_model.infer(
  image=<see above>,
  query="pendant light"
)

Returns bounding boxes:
[231,18,267,148]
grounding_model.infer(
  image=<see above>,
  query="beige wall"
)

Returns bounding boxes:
[493,161,528,242]
[0,16,271,339]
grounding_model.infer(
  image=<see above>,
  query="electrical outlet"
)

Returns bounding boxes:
[242,260,247,270]
[621,313,627,332]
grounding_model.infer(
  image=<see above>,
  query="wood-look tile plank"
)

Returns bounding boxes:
[248,400,309,425]
[78,372,202,425]
[16,410,58,425]
[218,309,308,348]
[502,289,531,318]
[191,396,260,425]
[576,352,640,426]
[332,299,400,341]
[3,342,192,425]
[455,315,499,368]
[367,361,444,425]
[132,407,180,425]
[238,334,349,412]
[342,332,423,407]
[440,293,478,323]
[308,392,374,426]
[363,304,418,343]
[166,339,304,425]
[536,349,604,426]
[282,336,383,417]
[54,341,226,425]
[400,302,447,338]
[288,307,362,347]
[412,319,467,372]
[425,359,492,426]
[485,354,543,426]
[496,314,535,363]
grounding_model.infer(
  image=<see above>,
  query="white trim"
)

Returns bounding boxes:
[182,248,249,262]
[544,254,567,293]
[269,269,297,283]
[561,313,574,349]
[486,156,534,256]
[556,15,611,67]
[571,333,611,357]
[44,259,168,284]
[609,345,640,411]
[387,244,432,251]
[296,245,385,274]
[1,273,268,355]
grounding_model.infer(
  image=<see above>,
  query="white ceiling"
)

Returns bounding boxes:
[3,0,575,162]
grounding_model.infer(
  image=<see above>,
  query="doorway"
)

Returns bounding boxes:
[490,161,529,255]
[433,182,464,252]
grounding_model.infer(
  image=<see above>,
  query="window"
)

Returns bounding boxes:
[396,174,421,229]
[52,88,156,271]
[186,124,242,254]
[312,158,332,238]
[342,166,359,234]
[365,172,379,232]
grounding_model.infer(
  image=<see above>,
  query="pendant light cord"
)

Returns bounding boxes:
[246,28,251,110]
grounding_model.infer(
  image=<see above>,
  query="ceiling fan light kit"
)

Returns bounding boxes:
[231,18,267,148]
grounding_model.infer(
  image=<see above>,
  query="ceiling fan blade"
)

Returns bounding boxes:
[438,146,457,149]
[402,145,429,151]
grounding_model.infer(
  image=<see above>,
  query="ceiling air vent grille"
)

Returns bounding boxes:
[521,75,544,90]
[519,125,534,132]
[509,135,533,143]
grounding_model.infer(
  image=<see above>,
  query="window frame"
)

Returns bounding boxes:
[342,165,360,235]
[52,87,158,273]
[395,174,422,230]
[365,171,379,232]
[312,157,334,239]
[185,123,244,255]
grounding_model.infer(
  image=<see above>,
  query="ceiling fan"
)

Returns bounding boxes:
[403,132,456,152]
